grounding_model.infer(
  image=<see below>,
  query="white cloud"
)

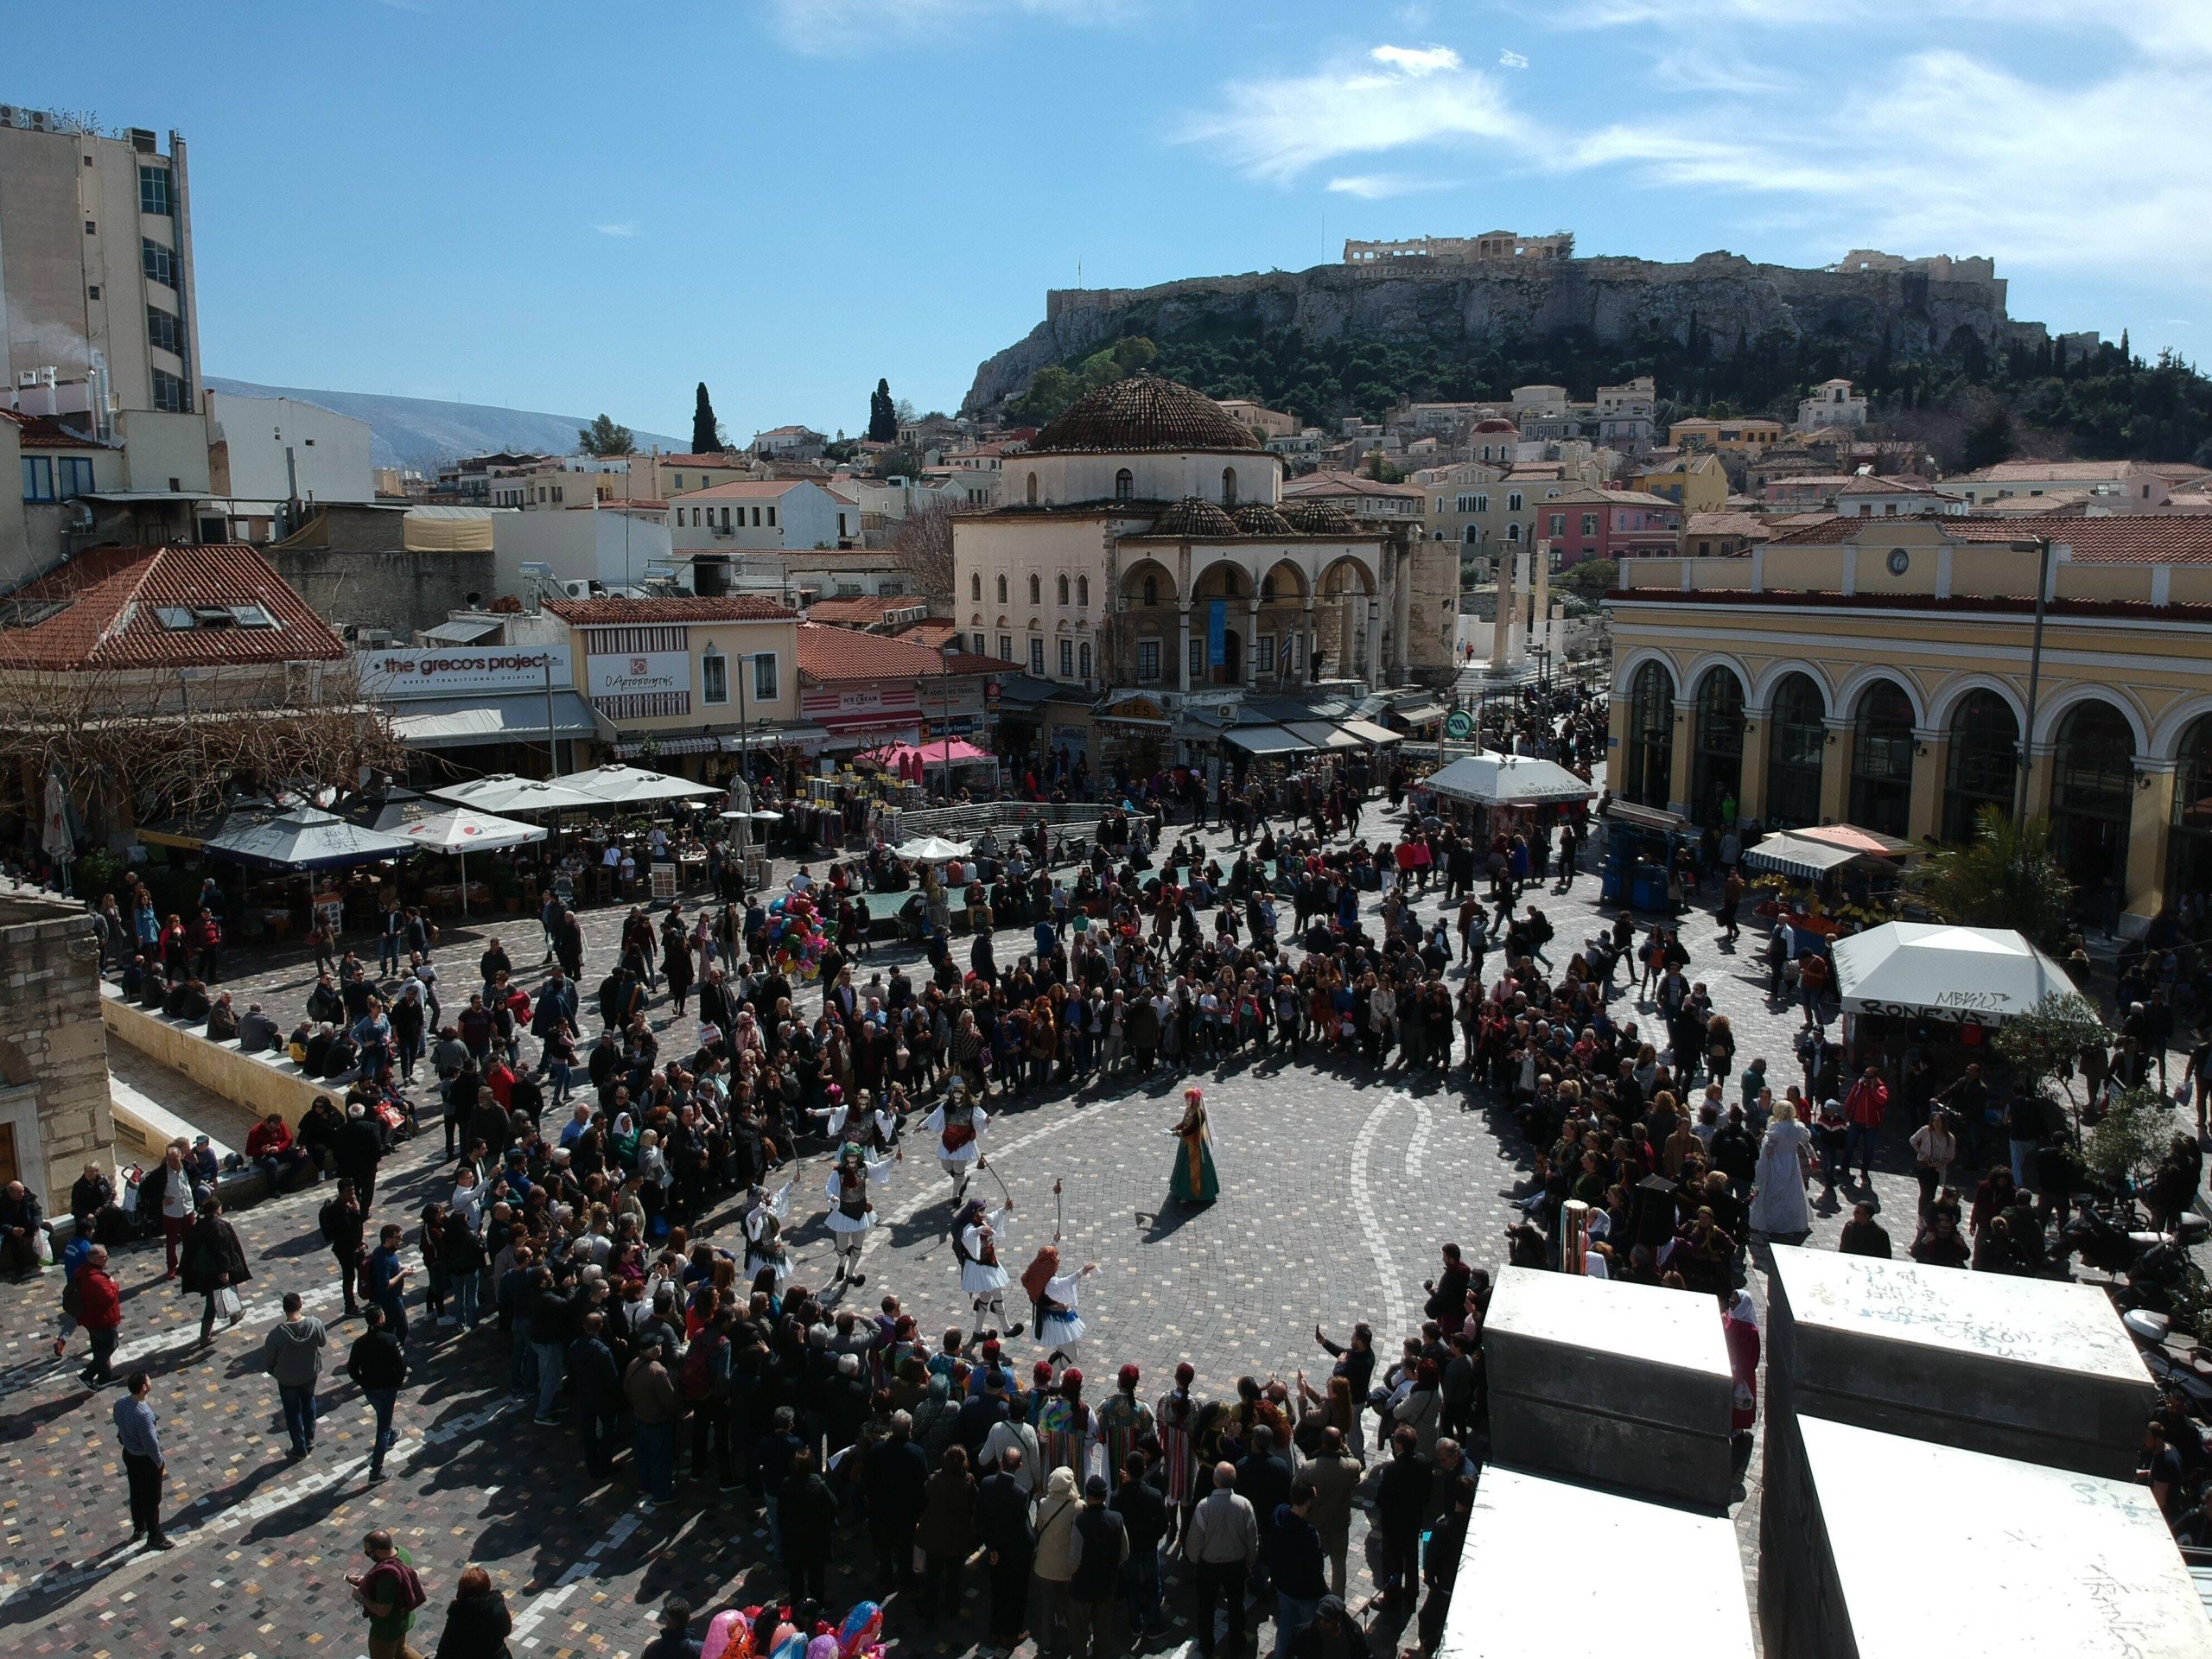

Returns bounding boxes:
[1326,174,1455,199]
[1182,15,2212,280]
[1497,48,1529,68]
[1180,48,1527,183]
[1370,43,1462,75]
[595,222,639,238]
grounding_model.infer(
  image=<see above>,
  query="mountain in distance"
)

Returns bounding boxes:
[203,376,683,472]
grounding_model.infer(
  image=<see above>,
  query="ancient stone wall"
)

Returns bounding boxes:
[0,888,113,1217]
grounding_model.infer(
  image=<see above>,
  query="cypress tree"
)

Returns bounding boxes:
[692,383,721,454]
[868,378,899,443]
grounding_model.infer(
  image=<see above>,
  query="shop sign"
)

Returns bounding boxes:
[586,650,690,698]
[1099,695,1166,725]
[359,645,574,700]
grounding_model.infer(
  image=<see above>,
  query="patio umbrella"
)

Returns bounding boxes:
[559,763,724,804]
[1829,922,2075,1027]
[893,835,972,862]
[393,807,547,919]
[428,774,605,815]
[203,807,416,871]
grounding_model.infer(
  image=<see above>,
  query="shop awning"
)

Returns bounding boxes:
[422,617,504,645]
[612,734,720,758]
[1285,721,1365,753]
[720,724,832,754]
[1389,698,1450,727]
[1340,718,1404,747]
[1225,725,1313,757]
[1744,831,1867,880]
[388,691,596,749]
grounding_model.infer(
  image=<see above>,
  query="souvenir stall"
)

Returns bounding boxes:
[861,741,1002,802]
[1830,921,2076,1078]
[1422,748,1599,849]
[1742,823,1912,942]
[1595,800,1699,912]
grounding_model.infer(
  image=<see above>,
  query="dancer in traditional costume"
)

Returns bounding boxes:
[807,1084,899,1156]
[1021,1242,1098,1368]
[824,1141,894,1287]
[1094,1363,1155,1491]
[1036,1366,1095,1478]
[1167,1087,1220,1205]
[922,1079,990,1205]
[950,1196,1020,1341]
[1154,1362,1200,1541]
[742,1181,793,1291]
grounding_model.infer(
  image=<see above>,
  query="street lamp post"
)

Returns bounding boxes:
[2012,537,2052,822]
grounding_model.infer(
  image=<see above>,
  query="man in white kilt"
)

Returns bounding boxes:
[951,1196,1021,1342]
[922,1080,989,1204]
[824,1142,893,1287]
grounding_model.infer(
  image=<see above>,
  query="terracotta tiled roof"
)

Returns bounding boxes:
[1764,513,2212,563]
[804,594,929,625]
[544,595,795,625]
[797,622,1020,683]
[1962,460,2141,482]
[1,408,111,450]
[1683,511,1773,540]
[0,543,345,671]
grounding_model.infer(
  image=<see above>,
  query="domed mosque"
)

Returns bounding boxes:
[955,373,1454,776]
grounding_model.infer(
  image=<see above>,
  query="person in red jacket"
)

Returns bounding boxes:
[245,1114,315,1192]
[73,1245,124,1386]
[1842,1066,1891,1185]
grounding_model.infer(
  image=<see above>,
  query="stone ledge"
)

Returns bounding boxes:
[100,986,328,1130]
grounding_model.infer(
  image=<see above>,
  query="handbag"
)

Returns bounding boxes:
[214,1285,243,1319]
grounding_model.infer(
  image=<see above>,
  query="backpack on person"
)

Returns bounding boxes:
[364,1556,427,1614]
[679,1335,716,1403]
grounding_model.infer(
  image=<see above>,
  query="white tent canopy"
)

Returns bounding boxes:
[1830,922,2076,1026]
[1426,751,1597,807]
[893,836,972,861]
[393,807,547,854]
[429,774,605,815]
[558,763,724,804]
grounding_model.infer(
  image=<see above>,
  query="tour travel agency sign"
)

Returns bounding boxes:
[359,645,574,701]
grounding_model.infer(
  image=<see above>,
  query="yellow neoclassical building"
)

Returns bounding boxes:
[1604,514,2212,933]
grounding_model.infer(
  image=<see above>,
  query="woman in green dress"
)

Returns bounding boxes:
[1168,1087,1220,1205]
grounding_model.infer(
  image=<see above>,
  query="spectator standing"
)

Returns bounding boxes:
[977,1443,1038,1652]
[916,1441,978,1625]
[347,1528,427,1659]
[1266,1482,1330,1659]
[70,1244,124,1385]
[365,1223,412,1342]
[778,1447,838,1603]
[114,1370,173,1550]
[348,1304,410,1482]
[1301,1427,1361,1597]
[1065,1471,1129,1659]
[262,1290,329,1459]
[626,1338,681,1508]
[180,1196,251,1347]
[1183,1461,1259,1659]
[429,1564,511,1659]
[1110,1450,1168,1638]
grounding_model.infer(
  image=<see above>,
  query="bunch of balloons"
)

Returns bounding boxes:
[700,1602,884,1659]
[764,891,832,982]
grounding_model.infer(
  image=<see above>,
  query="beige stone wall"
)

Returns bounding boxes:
[0,892,114,1211]
[100,993,326,1129]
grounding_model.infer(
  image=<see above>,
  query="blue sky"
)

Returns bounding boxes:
[14,1,2204,439]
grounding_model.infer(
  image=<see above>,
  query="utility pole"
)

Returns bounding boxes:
[2012,536,2052,823]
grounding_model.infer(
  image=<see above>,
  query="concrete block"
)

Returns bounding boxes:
[1764,1244,2155,1477]
[1767,1415,2210,1659]
[1481,1266,1735,1510]
[1439,1465,1753,1659]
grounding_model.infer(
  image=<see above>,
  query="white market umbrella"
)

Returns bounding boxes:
[893,835,972,862]
[394,807,546,918]
[429,773,605,815]
[1425,750,1596,808]
[559,763,724,804]
[1830,922,2075,1027]
[204,806,415,871]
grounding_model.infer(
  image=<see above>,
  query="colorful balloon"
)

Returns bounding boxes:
[702,1609,753,1659]
[836,1604,883,1658]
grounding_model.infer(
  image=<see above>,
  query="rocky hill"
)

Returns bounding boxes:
[964,250,2026,413]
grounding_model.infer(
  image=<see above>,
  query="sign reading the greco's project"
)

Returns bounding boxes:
[359,645,574,700]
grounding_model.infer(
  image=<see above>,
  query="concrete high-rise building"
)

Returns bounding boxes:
[0,105,200,432]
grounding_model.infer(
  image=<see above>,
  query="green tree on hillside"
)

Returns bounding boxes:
[577,413,634,456]
[868,378,899,443]
[691,384,723,454]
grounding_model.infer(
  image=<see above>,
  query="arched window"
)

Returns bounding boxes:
[1057,574,1070,605]
[1141,575,1159,605]
[995,574,1007,603]
[1026,472,1038,505]
[1689,669,1745,827]
[1764,672,1826,829]
[1506,523,1522,543]
[969,573,982,601]
[1115,468,1134,500]
[1624,660,1675,809]
[1221,467,1237,507]
[1078,641,1092,680]
[1077,575,1089,607]
[1028,574,1041,605]
[1942,690,2018,842]
[1463,524,1481,545]
[1848,679,1916,837]
[2170,715,2212,906]
[2050,701,2136,909]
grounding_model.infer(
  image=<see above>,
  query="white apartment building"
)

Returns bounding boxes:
[1950,460,2172,510]
[1796,378,1869,432]
[667,478,855,551]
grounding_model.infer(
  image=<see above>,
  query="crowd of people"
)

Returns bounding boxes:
[22,677,2211,1650]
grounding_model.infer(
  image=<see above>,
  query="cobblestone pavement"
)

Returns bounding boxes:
[0,826,2067,1658]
